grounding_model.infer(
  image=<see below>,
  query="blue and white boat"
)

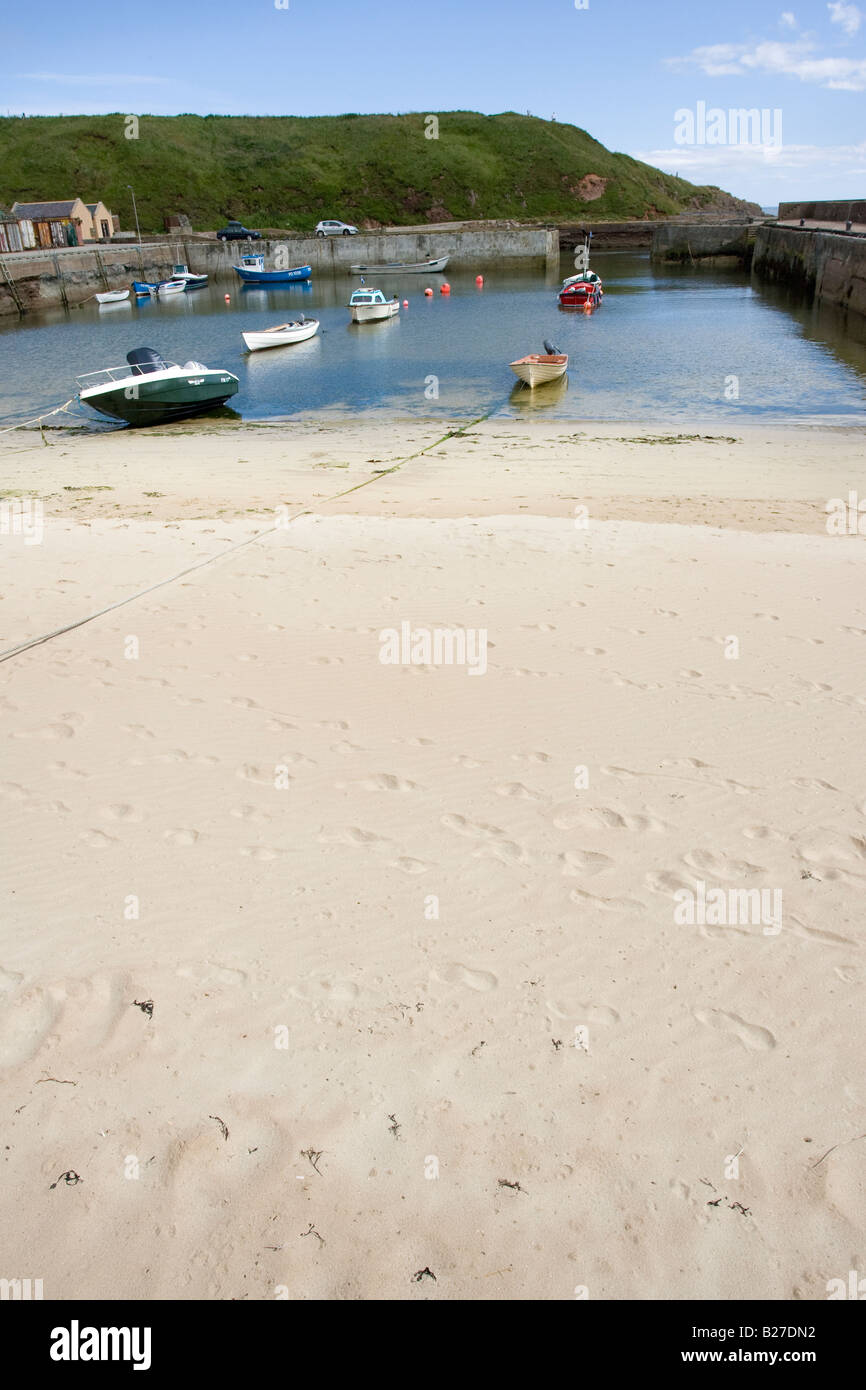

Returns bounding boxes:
[133,281,158,297]
[232,254,312,284]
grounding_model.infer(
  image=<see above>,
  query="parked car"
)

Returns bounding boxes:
[315,219,358,237]
[217,220,262,241]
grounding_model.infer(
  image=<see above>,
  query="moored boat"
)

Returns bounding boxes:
[132,281,158,296]
[241,317,320,352]
[96,289,130,304]
[232,255,312,284]
[157,278,187,296]
[77,347,239,426]
[509,340,568,388]
[171,262,208,288]
[558,271,603,308]
[348,255,450,275]
[348,287,400,323]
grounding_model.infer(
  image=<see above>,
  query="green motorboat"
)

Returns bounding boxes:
[77,347,239,426]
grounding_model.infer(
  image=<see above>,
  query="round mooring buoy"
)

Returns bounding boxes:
[440,282,451,295]
[476,275,484,286]
[424,287,433,297]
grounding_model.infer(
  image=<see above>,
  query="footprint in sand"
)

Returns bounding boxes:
[231,805,272,824]
[682,850,765,879]
[80,829,117,848]
[552,805,667,833]
[319,826,389,847]
[547,998,620,1026]
[236,764,273,785]
[495,782,542,801]
[790,777,838,792]
[694,1008,776,1051]
[645,868,693,896]
[239,846,281,861]
[359,773,419,792]
[742,825,785,841]
[13,721,76,741]
[99,804,142,823]
[559,849,614,877]
[441,813,503,840]
[512,751,552,764]
[388,856,429,875]
[432,963,497,992]
[474,839,530,866]
[164,828,199,846]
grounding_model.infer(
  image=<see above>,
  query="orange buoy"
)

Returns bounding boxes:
[440,282,451,295]
[475,275,484,286]
[402,299,409,308]
[224,293,230,302]
[424,287,433,297]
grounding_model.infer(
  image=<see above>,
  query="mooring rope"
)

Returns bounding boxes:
[0,411,494,665]
[0,398,78,436]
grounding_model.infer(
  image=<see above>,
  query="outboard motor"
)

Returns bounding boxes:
[543,339,561,356]
[127,347,167,376]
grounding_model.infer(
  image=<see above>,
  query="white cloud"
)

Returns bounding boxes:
[780,11,798,28]
[632,139,866,196]
[828,2,862,35]
[667,36,866,89]
[16,72,170,86]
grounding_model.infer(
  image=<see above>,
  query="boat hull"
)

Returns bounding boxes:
[349,300,400,323]
[233,264,312,283]
[242,320,320,351]
[96,290,130,304]
[349,255,450,274]
[132,282,157,296]
[509,355,568,388]
[80,372,239,426]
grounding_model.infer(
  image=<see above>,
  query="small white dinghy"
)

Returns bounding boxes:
[157,278,187,296]
[241,318,320,352]
[509,339,568,389]
[96,289,130,304]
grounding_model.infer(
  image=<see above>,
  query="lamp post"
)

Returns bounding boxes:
[127,184,141,245]
[127,183,143,273]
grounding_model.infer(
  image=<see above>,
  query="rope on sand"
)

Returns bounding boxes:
[0,411,494,665]
[0,398,78,437]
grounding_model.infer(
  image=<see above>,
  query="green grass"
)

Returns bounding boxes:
[0,111,758,234]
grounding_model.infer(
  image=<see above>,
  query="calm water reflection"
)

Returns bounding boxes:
[1,253,864,427]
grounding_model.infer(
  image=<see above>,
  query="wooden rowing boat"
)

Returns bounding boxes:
[241,318,320,352]
[509,351,568,388]
[349,255,450,274]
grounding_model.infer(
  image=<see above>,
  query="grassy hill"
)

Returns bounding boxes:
[0,111,760,234]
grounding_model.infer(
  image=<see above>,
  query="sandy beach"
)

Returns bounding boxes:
[1,418,865,1300]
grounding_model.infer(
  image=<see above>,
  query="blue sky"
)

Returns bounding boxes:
[2,0,864,203]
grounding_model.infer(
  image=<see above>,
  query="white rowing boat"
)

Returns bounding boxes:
[96,289,130,304]
[509,350,568,388]
[241,318,320,352]
[349,255,450,274]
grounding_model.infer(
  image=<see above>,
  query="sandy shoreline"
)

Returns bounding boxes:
[1,421,864,1300]
[4,417,865,530]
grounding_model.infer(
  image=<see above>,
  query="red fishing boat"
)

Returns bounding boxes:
[558,269,603,308]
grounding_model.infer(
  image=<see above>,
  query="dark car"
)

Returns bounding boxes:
[216,220,262,241]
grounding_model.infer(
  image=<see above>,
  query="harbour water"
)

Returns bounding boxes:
[1,253,864,428]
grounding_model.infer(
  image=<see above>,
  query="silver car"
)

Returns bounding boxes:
[315,219,358,237]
